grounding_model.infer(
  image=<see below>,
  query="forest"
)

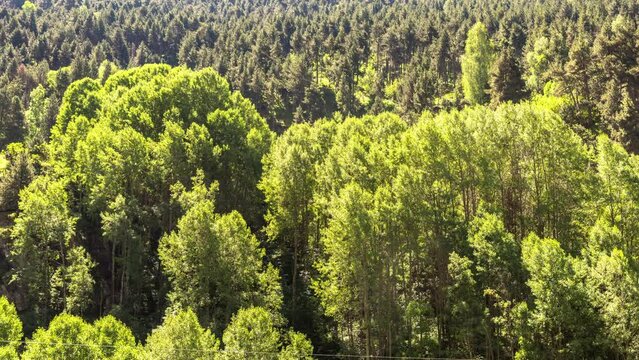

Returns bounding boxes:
[1,0,639,359]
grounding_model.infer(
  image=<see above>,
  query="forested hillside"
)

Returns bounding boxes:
[2,0,639,359]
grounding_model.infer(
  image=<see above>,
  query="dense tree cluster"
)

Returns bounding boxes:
[4,66,639,357]
[4,65,275,334]
[261,101,639,358]
[1,0,639,142]
[0,296,310,360]
[0,64,313,358]
[2,0,639,359]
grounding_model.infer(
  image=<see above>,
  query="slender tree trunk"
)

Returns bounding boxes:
[120,241,127,305]
[112,240,116,306]
[59,240,67,310]
[364,288,371,358]
[291,231,298,321]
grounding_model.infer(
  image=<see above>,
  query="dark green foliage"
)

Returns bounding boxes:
[0,0,638,140]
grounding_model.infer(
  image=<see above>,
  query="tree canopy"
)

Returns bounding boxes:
[2,0,639,358]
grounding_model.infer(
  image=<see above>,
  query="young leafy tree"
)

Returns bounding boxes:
[0,297,22,357]
[22,313,101,360]
[159,174,281,332]
[0,143,34,212]
[144,309,218,360]
[220,307,313,360]
[260,123,325,325]
[9,176,87,319]
[0,75,25,149]
[50,246,95,315]
[524,37,552,95]
[220,307,280,360]
[93,315,140,359]
[518,234,605,359]
[461,22,494,105]
[446,252,483,358]
[586,249,639,358]
[24,84,54,151]
[42,65,276,330]
[314,182,403,357]
[592,135,639,257]
[278,331,314,360]
[100,195,138,308]
[468,211,525,358]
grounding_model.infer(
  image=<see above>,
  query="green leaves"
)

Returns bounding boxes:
[38,64,275,325]
[144,309,218,360]
[10,176,92,316]
[220,307,313,360]
[263,102,597,356]
[21,313,139,360]
[220,307,280,360]
[93,316,139,359]
[586,249,639,357]
[592,135,639,256]
[0,143,34,212]
[461,22,495,105]
[159,182,281,332]
[22,314,101,360]
[519,234,604,358]
[0,297,22,355]
[50,246,95,315]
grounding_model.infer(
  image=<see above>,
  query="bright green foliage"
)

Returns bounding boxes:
[283,103,594,356]
[98,61,119,85]
[41,64,274,327]
[259,120,335,328]
[461,22,494,105]
[446,253,482,358]
[0,143,34,212]
[24,85,53,151]
[469,211,524,296]
[518,234,604,359]
[22,313,101,360]
[3,2,639,357]
[93,316,139,359]
[311,113,408,356]
[100,194,141,309]
[0,297,22,355]
[10,312,137,360]
[0,347,19,360]
[406,103,591,246]
[50,246,95,314]
[586,249,639,358]
[220,307,312,360]
[468,211,525,357]
[21,0,37,14]
[50,64,273,225]
[9,176,92,317]
[314,183,377,352]
[524,37,552,94]
[53,78,102,134]
[144,309,218,360]
[278,331,314,360]
[592,135,639,256]
[159,176,281,332]
[220,307,280,360]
